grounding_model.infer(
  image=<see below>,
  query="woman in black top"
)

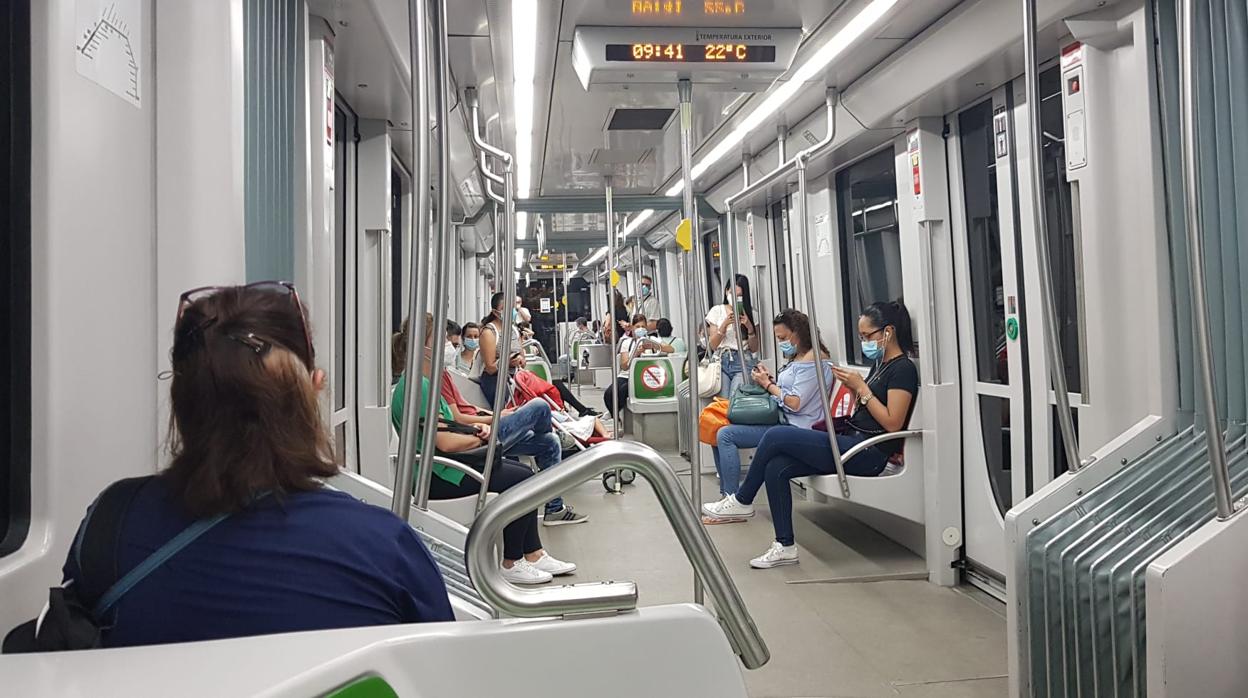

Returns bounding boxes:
[705,301,920,569]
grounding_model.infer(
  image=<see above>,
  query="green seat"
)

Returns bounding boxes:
[323,676,399,698]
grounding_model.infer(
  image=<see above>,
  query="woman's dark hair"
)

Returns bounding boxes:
[462,321,480,335]
[724,274,755,324]
[166,285,336,517]
[773,308,829,356]
[480,291,506,325]
[391,313,437,377]
[656,318,674,337]
[611,289,629,318]
[861,300,915,355]
[445,319,461,338]
[631,313,647,326]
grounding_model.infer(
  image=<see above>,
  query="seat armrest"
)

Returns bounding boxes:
[842,429,923,462]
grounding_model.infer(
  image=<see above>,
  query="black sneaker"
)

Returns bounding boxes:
[580,408,601,417]
[542,505,589,526]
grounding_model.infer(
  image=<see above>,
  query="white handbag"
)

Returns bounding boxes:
[696,351,722,398]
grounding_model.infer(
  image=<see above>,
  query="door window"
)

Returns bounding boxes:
[769,198,791,310]
[836,148,903,364]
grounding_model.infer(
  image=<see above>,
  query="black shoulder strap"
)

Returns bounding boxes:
[74,476,155,607]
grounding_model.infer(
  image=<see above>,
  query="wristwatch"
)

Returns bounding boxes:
[858,391,873,406]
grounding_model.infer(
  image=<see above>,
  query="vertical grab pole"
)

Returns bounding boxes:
[412,0,454,510]
[1022,0,1082,471]
[794,90,848,499]
[393,0,432,517]
[1178,0,1236,519]
[606,178,624,492]
[477,166,515,515]
[677,79,705,605]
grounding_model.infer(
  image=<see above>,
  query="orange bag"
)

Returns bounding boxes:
[698,398,731,445]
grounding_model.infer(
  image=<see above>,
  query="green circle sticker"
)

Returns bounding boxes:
[1006,316,1020,341]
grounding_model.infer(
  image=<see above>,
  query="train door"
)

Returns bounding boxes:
[948,86,1030,587]
[330,102,359,472]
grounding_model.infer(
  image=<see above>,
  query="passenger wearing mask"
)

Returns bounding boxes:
[392,315,583,583]
[635,275,660,320]
[472,292,524,408]
[55,283,454,648]
[703,310,834,515]
[706,274,761,398]
[654,318,686,354]
[602,314,653,419]
[709,301,920,569]
[443,320,462,363]
[455,322,480,373]
[514,296,532,324]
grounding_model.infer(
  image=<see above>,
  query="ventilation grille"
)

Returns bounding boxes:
[606,108,674,131]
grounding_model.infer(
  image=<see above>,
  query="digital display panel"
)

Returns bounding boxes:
[605,43,777,63]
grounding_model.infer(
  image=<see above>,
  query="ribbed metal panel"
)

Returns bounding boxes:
[244,0,304,282]
[1023,2,1248,694]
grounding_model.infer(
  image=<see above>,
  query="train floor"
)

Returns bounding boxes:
[545,390,1007,697]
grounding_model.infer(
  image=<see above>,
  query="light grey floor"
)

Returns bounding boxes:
[544,389,1007,697]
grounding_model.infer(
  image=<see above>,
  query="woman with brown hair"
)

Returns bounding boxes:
[57,282,453,648]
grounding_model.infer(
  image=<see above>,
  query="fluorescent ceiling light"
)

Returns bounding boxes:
[512,0,537,199]
[515,248,526,269]
[581,246,607,266]
[516,211,529,240]
[656,0,899,207]
[623,209,655,237]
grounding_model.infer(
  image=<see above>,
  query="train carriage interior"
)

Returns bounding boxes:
[2,0,1247,695]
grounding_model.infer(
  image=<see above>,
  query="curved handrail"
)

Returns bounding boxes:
[431,456,487,485]
[840,429,924,464]
[464,440,771,670]
[520,338,550,364]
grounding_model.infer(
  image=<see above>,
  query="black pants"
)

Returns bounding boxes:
[552,379,593,415]
[428,459,541,561]
[603,377,629,420]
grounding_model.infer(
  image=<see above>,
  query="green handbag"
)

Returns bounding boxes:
[727,383,782,426]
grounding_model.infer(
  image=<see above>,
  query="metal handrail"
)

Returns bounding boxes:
[463,87,516,516]
[790,91,850,499]
[432,456,487,485]
[1177,0,1237,519]
[840,429,924,464]
[464,440,771,669]
[393,0,434,519]
[520,337,550,364]
[1022,0,1082,472]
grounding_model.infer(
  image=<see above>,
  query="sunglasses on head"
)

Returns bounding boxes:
[176,281,314,366]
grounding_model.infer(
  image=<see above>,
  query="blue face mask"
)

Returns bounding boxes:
[861,339,884,361]
[634,328,648,338]
[512,308,519,323]
[778,340,797,358]
[464,338,480,351]
[640,285,651,297]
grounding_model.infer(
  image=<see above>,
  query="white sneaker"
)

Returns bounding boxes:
[702,494,755,519]
[500,559,553,585]
[750,542,799,569]
[532,552,577,576]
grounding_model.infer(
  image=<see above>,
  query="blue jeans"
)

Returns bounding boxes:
[497,399,564,513]
[712,424,774,496]
[735,427,888,546]
[719,350,745,399]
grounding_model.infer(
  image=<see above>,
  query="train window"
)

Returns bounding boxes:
[836,148,903,364]
[0,0,32,557]
[333,105,350,411]
[703,229,722,308]
[1039,66,1082,394]
[769,198,791,310]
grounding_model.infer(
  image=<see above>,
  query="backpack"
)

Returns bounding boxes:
[2,476,228,653]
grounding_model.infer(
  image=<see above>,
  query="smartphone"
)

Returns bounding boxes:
[735,297,745,314]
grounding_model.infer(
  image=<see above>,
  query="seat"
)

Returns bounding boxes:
[387,428,496,528]
[625,354,682,450]
[448,369,491,411]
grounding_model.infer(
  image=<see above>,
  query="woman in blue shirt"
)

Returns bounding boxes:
[60,283,454,648]
[703,309,833,519]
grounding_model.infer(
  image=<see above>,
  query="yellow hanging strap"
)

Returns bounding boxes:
[675,218,692,252]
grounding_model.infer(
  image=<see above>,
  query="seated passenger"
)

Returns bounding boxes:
[654,318,687,354]
[444,319,462,362]
[394,316,588,527]
[708,301,920,569]
[509,366,612,440]
[392,316,581,583]
[57,283,454,648]
[455,321,480,373]
[702,309,833,518]
[602,314,651,419]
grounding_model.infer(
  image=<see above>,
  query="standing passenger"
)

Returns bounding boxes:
[705,274,760,398]
[635,274,660,320]
[472,292,523,409]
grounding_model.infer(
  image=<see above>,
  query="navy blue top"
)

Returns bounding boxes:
[62,478,454,647]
